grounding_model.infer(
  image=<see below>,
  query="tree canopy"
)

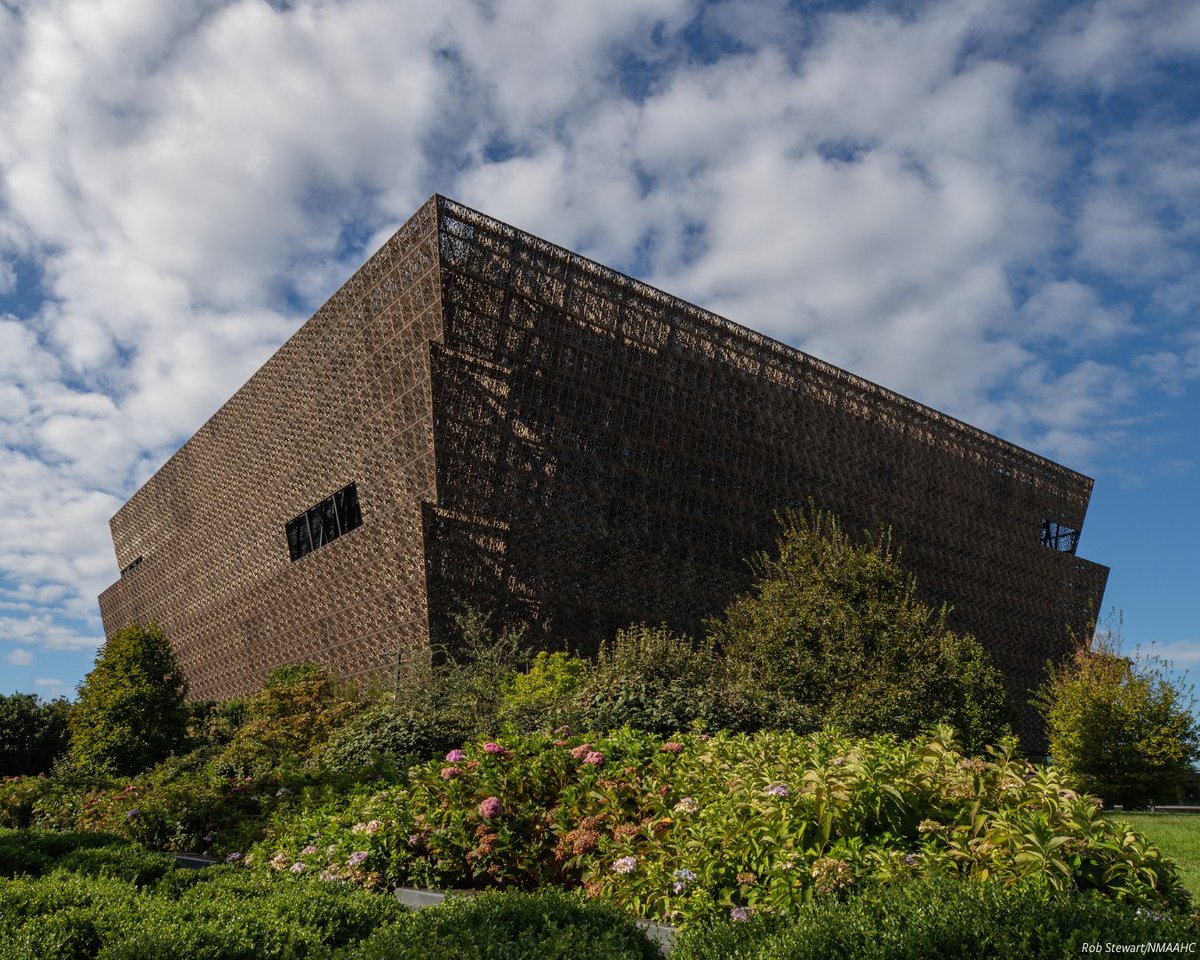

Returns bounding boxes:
[1034,622,1200,807]
[710,508,1011,753]
[68,622,189,777]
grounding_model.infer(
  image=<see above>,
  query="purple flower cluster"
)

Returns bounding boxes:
[347,851,369,867]
[445,749,466,763]
[612,856,638,875]
[477,796,503,819]
[763,783,791,797]
[225,852,243,863]
[483,741,505,755]
[730,907,752,922]
[583,751,605,765]
[672,868,697,894]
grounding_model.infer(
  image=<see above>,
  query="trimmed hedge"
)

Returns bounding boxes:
[671,876,1198,959]
[344,889,661,959]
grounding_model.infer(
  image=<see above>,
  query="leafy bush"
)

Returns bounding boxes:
[1035,621,1200,807]
[0,694,72,777]
[68,623,189,777]
[500,651,592,733]
[322,703,460,775]
[0,828,127,878]
[711,508,1011,752]
[346,889,660,960]
[0,776,51,829]
[258,727,1189,923]
[0,855,409,959]
[572,626,747,736]
[670,875,1198,959]
[220,664,359,775]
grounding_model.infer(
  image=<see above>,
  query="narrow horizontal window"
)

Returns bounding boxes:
[286,483,363,562]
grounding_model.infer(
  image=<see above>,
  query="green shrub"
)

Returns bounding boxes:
[0,694,72,777]
[0,828,130,879]
[55,844,177,888]
[670,876,1198,959]
[343,889,660,960]
[220,664,359,775]
[68,623,189,778]
[405,607,530,739]
[1035,621,1200,807]
[500,651,592,733]
[0,776,50,829]
[0,859,410,959]
[321,703,460,775]
[711,508,1011,752]
[573,625,745,735]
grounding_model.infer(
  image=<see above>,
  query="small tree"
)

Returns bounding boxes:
[1034,620,1200,807]
[68,623,189,777]
[710,507,1011,753]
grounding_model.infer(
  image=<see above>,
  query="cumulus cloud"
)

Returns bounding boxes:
[5,648,33,667]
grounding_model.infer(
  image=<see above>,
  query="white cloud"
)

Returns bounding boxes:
[5,648,33,667]
[34,677,67,691]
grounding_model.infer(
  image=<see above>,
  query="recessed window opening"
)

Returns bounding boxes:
[1040,519,1080,555]
[120,556,143,577]
[286,483,363,562]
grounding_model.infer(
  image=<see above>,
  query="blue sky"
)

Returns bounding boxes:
[0,0,1197,702]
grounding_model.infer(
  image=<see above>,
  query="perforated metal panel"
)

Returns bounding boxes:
[99,195,1107,744]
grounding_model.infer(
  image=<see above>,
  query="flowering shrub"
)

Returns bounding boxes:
[255,726,1188,925]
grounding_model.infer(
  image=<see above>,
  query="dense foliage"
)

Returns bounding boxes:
[1035,626,1200,808]
[67,623,188,777]
[711,509,1011,752]
[0,830,659,960]
[253,727,1188,924]
[349,890,661,960]
[572,626,745,736]
[219,664,359,775]
[0,829,409,959]
[0,694,71,777]
[670,874,1197,959]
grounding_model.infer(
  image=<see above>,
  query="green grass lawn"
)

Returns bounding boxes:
[1109,812,1200,897]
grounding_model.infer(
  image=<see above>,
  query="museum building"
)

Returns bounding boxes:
[98,195,1109,741]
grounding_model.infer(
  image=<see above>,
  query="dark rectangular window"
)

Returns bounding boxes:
[287,482,363,561]
[1041,520,1080,554]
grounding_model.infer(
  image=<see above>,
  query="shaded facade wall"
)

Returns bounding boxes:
[424,198,1109,743]
[99,199,444,701]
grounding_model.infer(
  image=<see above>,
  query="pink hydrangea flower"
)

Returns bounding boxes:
[290,862,306,873]
[661,742,684,753]
[612,856,638,874]
[483,741,505,754]
[583,751,605,765]
[300,845,318,855]
[730,907,752,922]
[570,743,592,760]
[445,749,466,762]
[440,766,461,779]
[347,851,369,867]
[477,796,503,819]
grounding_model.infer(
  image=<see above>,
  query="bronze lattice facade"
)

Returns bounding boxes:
[99,195,1108,742]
